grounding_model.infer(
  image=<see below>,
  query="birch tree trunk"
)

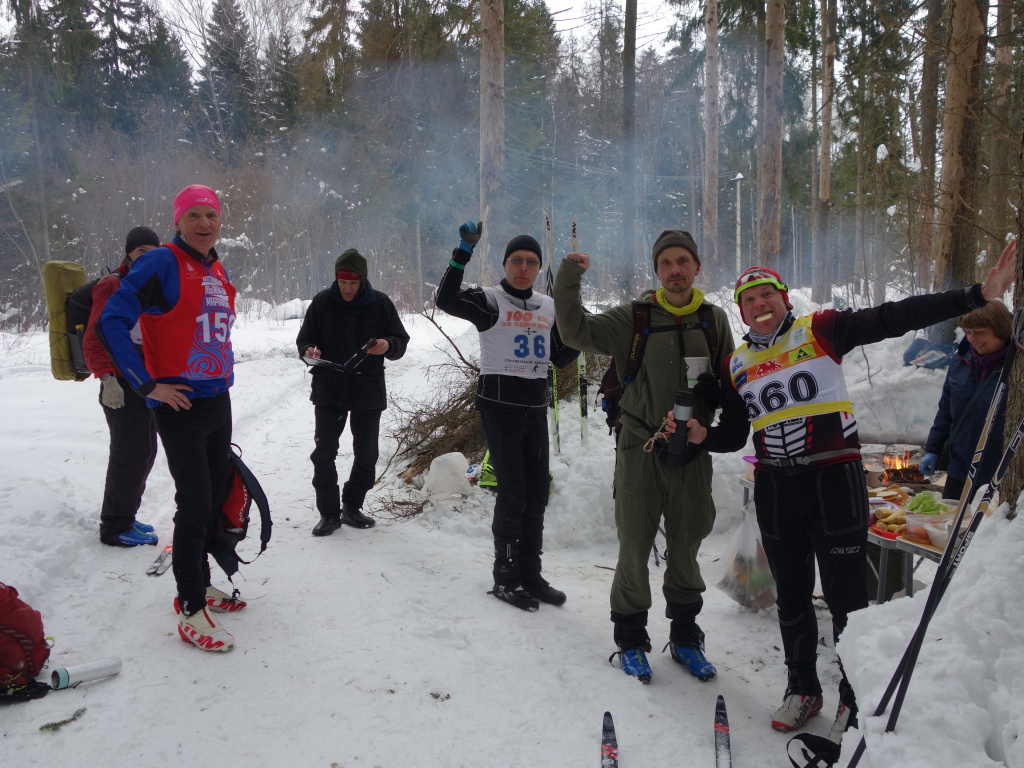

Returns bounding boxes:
[479,0,505,284]
[758,0,784,271]
[932,0,988,344]
[702,0,719,273]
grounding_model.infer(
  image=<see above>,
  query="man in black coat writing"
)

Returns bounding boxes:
[297,248,410,536]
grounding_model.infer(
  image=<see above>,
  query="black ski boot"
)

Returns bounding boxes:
[340,504,375,529]
[522,576,566,607]
[490,584,540,611]
[490,545,539,611]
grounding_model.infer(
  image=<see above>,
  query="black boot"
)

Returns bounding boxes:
[340,503,375,529]
[312,515,342,537]
[491,544,539,611]
[522,575,566,607]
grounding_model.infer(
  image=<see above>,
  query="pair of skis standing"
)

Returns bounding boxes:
[540,210,588,452]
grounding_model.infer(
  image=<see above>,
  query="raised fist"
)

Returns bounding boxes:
[458,221,483,252]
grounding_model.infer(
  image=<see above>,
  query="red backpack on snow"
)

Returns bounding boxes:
[0,582,51,702]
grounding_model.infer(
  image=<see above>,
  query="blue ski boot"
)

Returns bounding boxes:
[667,642,717,681]
[610,648,652,684]
[116,526,159,546]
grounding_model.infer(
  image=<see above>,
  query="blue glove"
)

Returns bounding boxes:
[919,452,939,476]
[458,221,482,254]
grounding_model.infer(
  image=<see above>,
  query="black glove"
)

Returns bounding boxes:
[458,221,483,253]
[693,372,721,412]
[658,441,702,468]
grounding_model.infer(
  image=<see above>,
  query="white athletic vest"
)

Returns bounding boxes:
[478,287,554,379]
[729,314,855,433]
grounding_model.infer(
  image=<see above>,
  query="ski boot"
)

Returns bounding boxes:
[667,642,717,681]
[609,648,653,684]
[771,690,824,732]
[490,584,539,612]
[522,576,566,607]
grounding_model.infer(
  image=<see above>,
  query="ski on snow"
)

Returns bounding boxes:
[601,711,618,768]
[147,545,173,576]
[715,695,732,768]
[601,698,729,767]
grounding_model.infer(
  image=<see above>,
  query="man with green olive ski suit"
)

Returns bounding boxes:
[553,230,746,683]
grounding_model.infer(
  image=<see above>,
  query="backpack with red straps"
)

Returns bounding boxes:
[209,444,273,580]
[0,582,51,702]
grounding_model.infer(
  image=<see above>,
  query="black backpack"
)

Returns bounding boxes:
[65,272,118,378]
[209,444,273,580]
[597,301,720,435]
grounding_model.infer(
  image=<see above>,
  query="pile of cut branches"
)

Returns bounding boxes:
[388,313,485,481]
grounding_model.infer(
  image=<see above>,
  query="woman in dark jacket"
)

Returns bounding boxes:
[296,248,410,535]
[920,299,1013,502]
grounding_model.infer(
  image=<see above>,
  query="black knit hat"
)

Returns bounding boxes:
[125,226,161,256]
[503,235,543,266]
[652,229,700,267]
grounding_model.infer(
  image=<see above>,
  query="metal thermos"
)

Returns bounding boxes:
[668,390,694,457]
[51,657,122,690]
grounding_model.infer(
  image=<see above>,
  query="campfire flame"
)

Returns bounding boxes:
[882,451,923,483]
[882,451,913,470]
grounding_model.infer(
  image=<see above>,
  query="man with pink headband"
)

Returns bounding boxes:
[682,245,1016,758]
[97,184,244,653]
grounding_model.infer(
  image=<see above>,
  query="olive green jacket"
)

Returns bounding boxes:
[553,258,735,441]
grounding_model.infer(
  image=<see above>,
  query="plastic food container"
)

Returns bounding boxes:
[905,513,953,545]
[742,456,756,482]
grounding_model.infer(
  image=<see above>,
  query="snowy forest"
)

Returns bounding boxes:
[1,1,1023,480]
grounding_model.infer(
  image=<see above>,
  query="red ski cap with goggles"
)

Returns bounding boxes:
[734,266,792,309]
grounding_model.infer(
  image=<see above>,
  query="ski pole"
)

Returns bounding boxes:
[340,337,377,372]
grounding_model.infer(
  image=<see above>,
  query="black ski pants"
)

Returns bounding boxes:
[98,377,158,541]
[480,409,550,585]
[311,405,381,513]
[754,460,870,696]
[152,392,233,615]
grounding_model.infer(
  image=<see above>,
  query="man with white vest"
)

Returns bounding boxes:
[435,222,579,612]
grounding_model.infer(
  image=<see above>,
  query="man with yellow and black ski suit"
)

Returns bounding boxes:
[688,253,1016,750]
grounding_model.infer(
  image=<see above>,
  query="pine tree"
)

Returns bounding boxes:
[267,33,302,128]
[196,0,258,150]
[303,0,354,107]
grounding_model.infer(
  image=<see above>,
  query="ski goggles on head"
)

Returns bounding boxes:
[734,268,789,303]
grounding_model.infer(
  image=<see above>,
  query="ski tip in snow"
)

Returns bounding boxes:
[601,711,618,768]
[146,545,173,576]
[715,695,732,768]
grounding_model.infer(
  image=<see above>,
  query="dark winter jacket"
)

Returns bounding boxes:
[925,336,1008,485]
[295,280,410,411]
[436,248,579,415]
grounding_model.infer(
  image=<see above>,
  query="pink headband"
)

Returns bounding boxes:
[174,185,221,226]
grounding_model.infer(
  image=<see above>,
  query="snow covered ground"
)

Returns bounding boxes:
[1,286,1022,768]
